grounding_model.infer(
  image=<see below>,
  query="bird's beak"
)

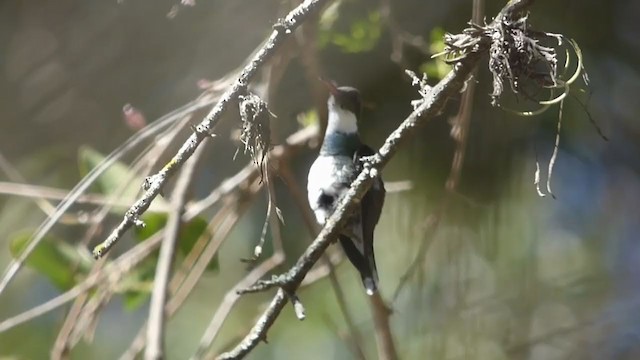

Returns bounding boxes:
[319,77,339,96]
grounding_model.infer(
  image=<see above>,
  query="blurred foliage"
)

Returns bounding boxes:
[419,27,451,80]
[320,8,382,53]
[135,213,219,272]
[9,231,91,291]
[78,146,168,213]
[296,109,320,128]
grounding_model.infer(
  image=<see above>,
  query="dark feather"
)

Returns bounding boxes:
[355,145,386,232]
[339,144,385,293]
[339,234,374,286]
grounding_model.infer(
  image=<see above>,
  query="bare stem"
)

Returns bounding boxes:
[145,143,206,360]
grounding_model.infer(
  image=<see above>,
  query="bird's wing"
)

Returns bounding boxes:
[354,145,386,229]
[353,144,385,285]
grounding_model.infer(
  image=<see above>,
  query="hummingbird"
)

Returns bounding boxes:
[307,80,386,295]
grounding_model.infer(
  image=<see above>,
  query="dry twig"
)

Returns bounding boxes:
[145,143,207,360]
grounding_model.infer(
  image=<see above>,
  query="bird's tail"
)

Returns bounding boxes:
[339,235,379,295]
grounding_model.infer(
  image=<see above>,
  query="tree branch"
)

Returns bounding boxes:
[369,292,396,360]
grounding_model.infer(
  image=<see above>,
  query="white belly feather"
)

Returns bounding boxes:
[307,155,353,225]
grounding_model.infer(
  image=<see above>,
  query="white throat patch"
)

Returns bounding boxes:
[326,107,358,134]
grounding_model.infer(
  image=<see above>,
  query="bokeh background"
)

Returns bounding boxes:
[1,0,640,359]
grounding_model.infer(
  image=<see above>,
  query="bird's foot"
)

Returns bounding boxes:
[358,155,381,178]
[237,273,293,295]
[237,272,306,320]
[359,154,378,164]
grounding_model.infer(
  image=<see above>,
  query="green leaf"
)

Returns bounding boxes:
[179,217,219,272]
[78,146,168,212]
[78,146,140,200]
[320,11,382,53]
[419,27,451,81]
[134,212,168,242]
[122,289,150,311]
[119,258,156,311]
[297,109,319,128]
[9,231,91,290]
[120,216,218,311]
[133,213,218,272]
[429,27,446,54]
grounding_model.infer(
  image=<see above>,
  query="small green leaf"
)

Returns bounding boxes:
[122,290,150,311]
[119,252,157,311]
[78,146,140,200]
[429,27,446,54]
[120,217,218,311]
[179,217,219,272]
[133,213,218,272]
[297,110,319,128]
[419,27,452,81]
[78,146,168,212]
[9,232,90,290]
[134,212,168,242]
[320,10,382,53]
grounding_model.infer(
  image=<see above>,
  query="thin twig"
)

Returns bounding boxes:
[393,0,485,304]
[196,252,286,360]
[120,185,260,360]
[0,231,164,333]
[368,292,396,360]
[0,153,74,222]
[545,99,563,199]
[184,126,317,220]
[50,290,90,360]
[145,143,207,360]
[50,112,201,358]
[195,171,286,359]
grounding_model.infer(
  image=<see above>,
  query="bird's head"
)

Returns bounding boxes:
[322,79,362,133]
[322,79,362,117]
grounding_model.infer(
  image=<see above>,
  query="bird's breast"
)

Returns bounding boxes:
[307,155,356,224]
[308,155,355,189]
